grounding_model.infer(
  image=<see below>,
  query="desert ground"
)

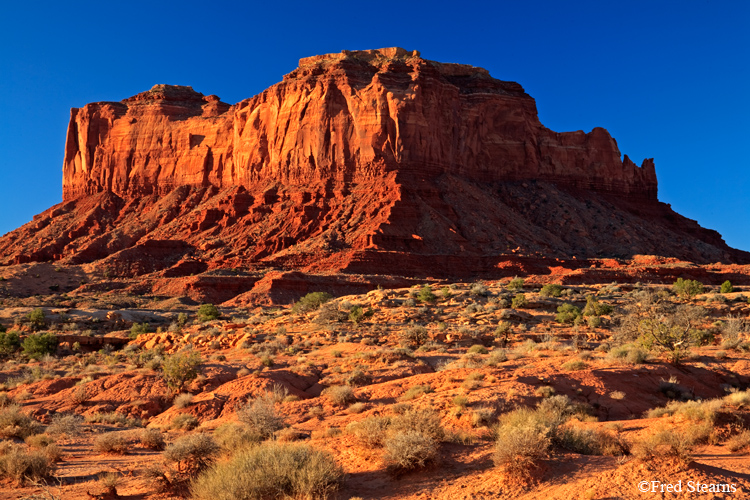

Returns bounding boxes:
[0,262,749,499]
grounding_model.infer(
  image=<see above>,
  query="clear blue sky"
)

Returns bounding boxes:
[1,0,748,252]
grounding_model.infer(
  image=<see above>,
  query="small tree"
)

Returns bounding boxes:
[162,348,201,392]
[292,292,333,314]
[720,280,734,294]
[25,309,46,331]
[507,277,524,291]
[0,331,21,357]
[672,278,704,299]
[540,284,563,298]
[197,304,220,322]
[417,285,437,303]
[22,333,57,360]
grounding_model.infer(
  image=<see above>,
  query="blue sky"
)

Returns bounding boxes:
[1,0,748,252]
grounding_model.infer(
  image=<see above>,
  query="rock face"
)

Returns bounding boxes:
[1,48,748,278]
[62,48,656,201]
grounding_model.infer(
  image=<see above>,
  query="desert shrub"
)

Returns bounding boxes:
[171,413,199,430]
[511,293,528,309]
[129,322,149,339]
[347,402,367,414]
[587,316,602,328]
[84,412,142,428]
[399,384,433,402]
[467,344,488,354]
[607,344,648,364]
[470,282,490,297]
[46,413,83,437]
[725,389,750,407]
[213,422,262,453]
[486,349,508,366]
[582,296,613,317]
[647,399,721,422]
[452,395,469,408]
[389,408,444,441]
[237,393,286,439]
[672,278,704,299]
[721,316,748,350]
[347,416,391,447]
[720,280,734,294]
[348,306,364,324]
[190,442,342,500]
[173,393,194,409]
[0,405,42,438]
[0,331,21,357]
[323,385,356,406]
[539,284,563,298]
[197,304,221,322]
[313,302,348,324]
[162,348,201,392]
[418,285,437,303]
[470,407,495,427]
[507,277,524,291]
[493,408,551,477]
[631,427,694,464]
[139,428,165,450]
[94,431,130,454]
[25,309,47,330]
[164,433,219,475]
[383,430,438,470]
[556,427,627,456]
[399,325,428,347]
[561,360,587,371]
[727,430,750,452]
[0,446,53,485]
[24,433,55,449]
[21,333,58,360]
[293,292,334,314]
[556,303,582,324]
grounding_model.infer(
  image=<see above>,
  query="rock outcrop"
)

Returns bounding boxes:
[1,48,747,280]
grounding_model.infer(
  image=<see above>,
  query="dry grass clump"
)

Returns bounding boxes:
[399,384,432,401]
[726,430,750,453]
[85,412,142,428]
[213,422,262,453]
[646,399,721,422]
[0,404,43,438]
[237,393,286,439]
[607,344,648,364]
[173,393,194,409]
[190,442,342,500]
[383,430,438,470]
[0,443,54,485]
[322,385,356,406]
[171,413,199,430]
[631,427,694,464]
[164,433,219,475]
[139,428,166,450]
[94,431,130,454]
[347,408,444,471]
[556,426,628,456]
[47,413,84,436]
[493,408,552,478]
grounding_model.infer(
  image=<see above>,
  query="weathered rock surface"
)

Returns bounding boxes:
[1,48,747,286]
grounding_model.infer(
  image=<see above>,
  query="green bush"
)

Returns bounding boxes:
[25,309,46,330]
[162,348,201,392]
[190,442,342,500]
[507,277,524,291]
[511,293,529,309]
[0,331,21,356]
[672,278,704,299]
[292,292,334,314]
[582,296,613,317]
[21,333,58,360]
[721,280,734,294]
[540,284,563,298]
[129,322,149,339]
[348,306,364,324]
[417,285,437,303]
[556,303,582,324]
[197,304,221,322]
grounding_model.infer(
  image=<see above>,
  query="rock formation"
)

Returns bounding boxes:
[1,47,747,280]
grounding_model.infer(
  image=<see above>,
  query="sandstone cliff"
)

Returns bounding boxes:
[1,48,746,276]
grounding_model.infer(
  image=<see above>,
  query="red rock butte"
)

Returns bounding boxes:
[1,47,748,283]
